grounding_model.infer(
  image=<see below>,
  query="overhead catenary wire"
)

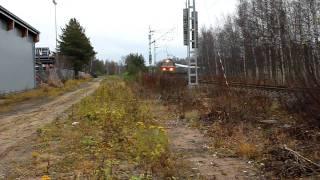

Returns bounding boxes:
[150,27,176,66]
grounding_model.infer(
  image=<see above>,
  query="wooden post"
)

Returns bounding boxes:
[33,34,40,43]
[22,28,28,38]
[7,20,14,31]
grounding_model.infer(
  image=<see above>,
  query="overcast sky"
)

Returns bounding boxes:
[0,0,238,63]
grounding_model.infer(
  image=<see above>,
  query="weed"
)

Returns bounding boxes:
[130,174,153,180]
[27,77,172,178]
[81,136,97,147]
[0,78,91,112]
[41,175,51,180]
[31,151,40,163]
[132,122,168,170]
[237,142,258,159]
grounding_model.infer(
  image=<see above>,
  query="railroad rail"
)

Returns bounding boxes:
[199,80,320,93]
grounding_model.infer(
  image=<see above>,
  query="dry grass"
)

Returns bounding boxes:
[206,122,266,159]
[237,142,259,159]
[141,75,320,177]
[0,78,91,113]
[6,77,177,179]
[190,87,320,178]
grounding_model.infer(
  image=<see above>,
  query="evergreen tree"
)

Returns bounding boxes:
[125,53,146,75]
[59,18,95,76]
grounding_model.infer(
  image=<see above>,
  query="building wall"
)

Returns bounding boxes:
[0,19,36,93]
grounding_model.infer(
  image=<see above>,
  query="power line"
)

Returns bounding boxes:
[148,27,175,66]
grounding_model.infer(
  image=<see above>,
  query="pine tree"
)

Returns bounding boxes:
[59,18,95,76]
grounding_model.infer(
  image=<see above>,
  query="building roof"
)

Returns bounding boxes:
[0,5,39,35]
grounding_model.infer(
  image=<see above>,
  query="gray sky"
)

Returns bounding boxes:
[0,0,238,62]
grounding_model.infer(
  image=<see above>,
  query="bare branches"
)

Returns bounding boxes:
[198,0,320,120]
[283,145,320,169]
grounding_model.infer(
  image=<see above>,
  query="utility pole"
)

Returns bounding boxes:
[153,41,158,66]
[53,0,57,51]
[184,0,199,86]
[149,27,174,67]
[148,27,154,66]
[52,0,59,68]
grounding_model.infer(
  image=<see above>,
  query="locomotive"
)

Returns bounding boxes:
[160,59,176,72]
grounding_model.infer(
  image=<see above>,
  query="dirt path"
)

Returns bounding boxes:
[165,116,260,179]
[0,79,101,172]
[149,100,262,179]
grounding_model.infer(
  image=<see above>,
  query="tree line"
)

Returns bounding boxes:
[199,0,319,87]
[198,0,320,118]
[58,18,126,76]
[91,59,123,75]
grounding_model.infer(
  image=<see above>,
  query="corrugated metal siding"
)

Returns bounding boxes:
[0,19,36,93]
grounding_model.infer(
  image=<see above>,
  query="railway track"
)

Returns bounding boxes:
[199,80,320,93]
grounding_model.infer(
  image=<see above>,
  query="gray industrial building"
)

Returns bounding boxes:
[0,5,40,94]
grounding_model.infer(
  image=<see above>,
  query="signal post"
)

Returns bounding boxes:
[184,0,199,86]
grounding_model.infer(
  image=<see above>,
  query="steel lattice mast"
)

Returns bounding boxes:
[184,0,199,86]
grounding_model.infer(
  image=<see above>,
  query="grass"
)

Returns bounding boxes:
[122,72,139,82]
[183,87,320,178]
[237,142,259,159]
[0,78,91,113]
[137,74,320,178]
[10,77,175,179]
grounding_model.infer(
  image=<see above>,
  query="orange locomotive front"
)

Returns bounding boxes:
[160,59,176,72]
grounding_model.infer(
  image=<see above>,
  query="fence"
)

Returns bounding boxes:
[36,67,75,86]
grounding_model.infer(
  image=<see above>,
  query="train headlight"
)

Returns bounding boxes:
[169,67,174,71]
[162,67,167,71]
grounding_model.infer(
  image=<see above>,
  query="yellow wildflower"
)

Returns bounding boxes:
[41,175,51,180]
